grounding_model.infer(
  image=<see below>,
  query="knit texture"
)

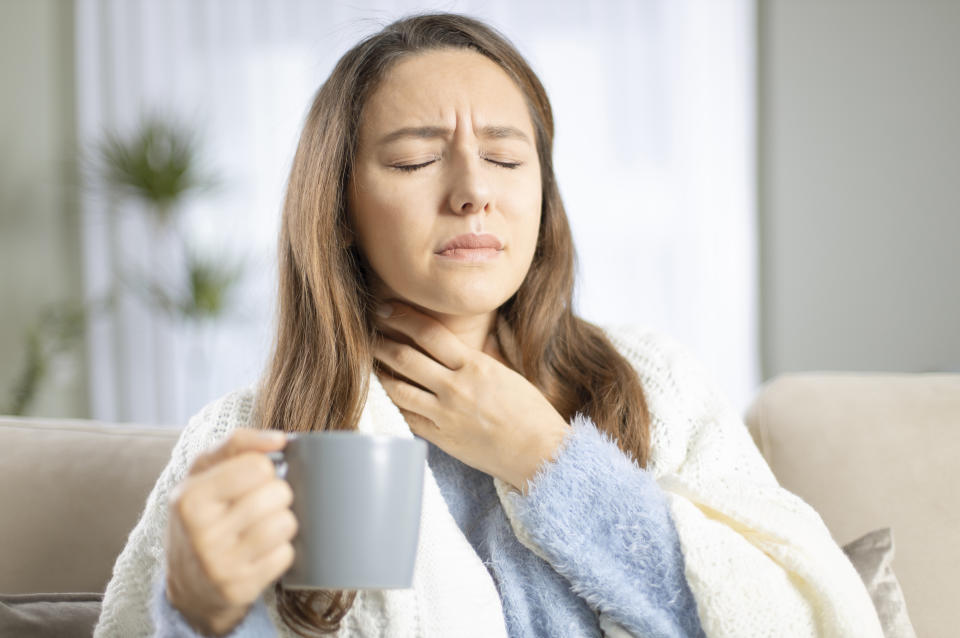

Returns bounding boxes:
[592,324,884,638]
[94,322,884,637]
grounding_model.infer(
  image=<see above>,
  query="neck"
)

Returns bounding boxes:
[418,307,498,353]
[367,279,498,353]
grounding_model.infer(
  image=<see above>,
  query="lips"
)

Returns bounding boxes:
[436,233,503,253]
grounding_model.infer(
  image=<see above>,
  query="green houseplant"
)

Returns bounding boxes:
[5,114,245,417]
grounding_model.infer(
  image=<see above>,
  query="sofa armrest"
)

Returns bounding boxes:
[0,417,181,594]
[743,372,960,638]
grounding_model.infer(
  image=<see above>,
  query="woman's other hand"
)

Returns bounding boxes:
[164,428,295,636]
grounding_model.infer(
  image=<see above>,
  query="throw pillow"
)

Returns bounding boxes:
[0,592,103,638]
[842,527,916,638]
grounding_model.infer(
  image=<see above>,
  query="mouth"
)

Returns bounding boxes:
[436,232,504,253]
[434,247,503,262]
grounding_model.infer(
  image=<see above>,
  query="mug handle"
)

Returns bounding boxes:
[266,433,298,480]
[266,450,288,479]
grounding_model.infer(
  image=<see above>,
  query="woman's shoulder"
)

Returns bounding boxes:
[598,322,708,388]
[175,381,261,450]
[191,381,259,429]
[597,322,736,435]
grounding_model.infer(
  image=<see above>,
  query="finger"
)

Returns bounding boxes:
[189,428,286,477]
[398,407,440,437]
[223,541,294,605]
[236,508,299,563]
[246,540,295,587]
[207,478,293,542]
[374,301,467,369]
[373,335,452,395]
[187,452,281,524]
[378,373,441,425]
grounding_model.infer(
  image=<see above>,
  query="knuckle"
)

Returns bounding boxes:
[223,431,245,453]
[273,476,293,497]
[194,524,227,558]
[263,510,296,541]
[241,453,274,482]
[467,357,488,378]
[199,551,229,587]
[422,324,444,343]
[223,428,255,455]
[449,377,471,402]
[437,376,457,399]
[465,361,487,389]
[392,344,411,367]
[172,487,197,523]
[279,542,295,569]
[265,543,295,581]
[221,581,252,606]
[232,427,257,442]
[282,509,299,538]
[397,382,418,404]
[275,480,294,506]
[186,454,207,475]
[254,454,276,480]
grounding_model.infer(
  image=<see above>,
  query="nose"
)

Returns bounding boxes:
[447,148,492,216]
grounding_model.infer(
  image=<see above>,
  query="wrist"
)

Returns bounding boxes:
[510,417,569,495]
[166,576,249,637]
[182,605,250,638]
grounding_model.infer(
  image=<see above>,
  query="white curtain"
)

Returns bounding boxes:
[74,0,757,426]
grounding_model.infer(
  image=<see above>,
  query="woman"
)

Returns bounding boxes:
[94,12,883,638]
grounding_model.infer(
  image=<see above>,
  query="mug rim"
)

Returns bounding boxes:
[284,431,421,443]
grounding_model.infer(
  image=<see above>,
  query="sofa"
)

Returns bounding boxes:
[1,372,957,637]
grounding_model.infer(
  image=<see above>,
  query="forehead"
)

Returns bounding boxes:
[359,48,534,142]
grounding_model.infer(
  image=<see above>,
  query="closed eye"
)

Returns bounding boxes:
[391,160,436,172]
[390,158,522,172]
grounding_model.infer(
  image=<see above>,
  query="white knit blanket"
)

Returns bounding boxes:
[94,323,884,637]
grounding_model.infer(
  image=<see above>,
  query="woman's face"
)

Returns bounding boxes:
[347,47,542,317]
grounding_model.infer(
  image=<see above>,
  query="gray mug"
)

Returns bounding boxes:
[267,432,427,590]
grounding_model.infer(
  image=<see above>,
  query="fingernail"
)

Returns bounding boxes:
[375,302,393,318]
[259,430,285,442]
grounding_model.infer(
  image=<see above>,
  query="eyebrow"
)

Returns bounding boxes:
[376,124,531,146]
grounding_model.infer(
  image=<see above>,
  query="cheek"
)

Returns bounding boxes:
[503,176,543,254]
[351,179,428,268]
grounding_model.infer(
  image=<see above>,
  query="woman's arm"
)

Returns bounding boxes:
[93,388,259,638]
[502,325,884,638]
[494,414,706,638]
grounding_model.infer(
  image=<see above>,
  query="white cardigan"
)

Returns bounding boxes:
[94,322,883,637]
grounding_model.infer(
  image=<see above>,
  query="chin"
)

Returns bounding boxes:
[412,286,511,317]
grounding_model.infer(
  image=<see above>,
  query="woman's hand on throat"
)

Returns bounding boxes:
[372,301,569,494]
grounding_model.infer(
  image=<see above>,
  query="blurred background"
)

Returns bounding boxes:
[1,0,957,427]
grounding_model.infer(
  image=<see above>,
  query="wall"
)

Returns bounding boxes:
[0,0,88,417]
[758,1,960,379]
[6,1,959,417]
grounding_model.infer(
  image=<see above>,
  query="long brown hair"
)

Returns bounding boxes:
[252,11,651,635]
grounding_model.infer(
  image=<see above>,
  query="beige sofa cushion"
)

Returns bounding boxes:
[744,373,960,638]
[0,417,180,594]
